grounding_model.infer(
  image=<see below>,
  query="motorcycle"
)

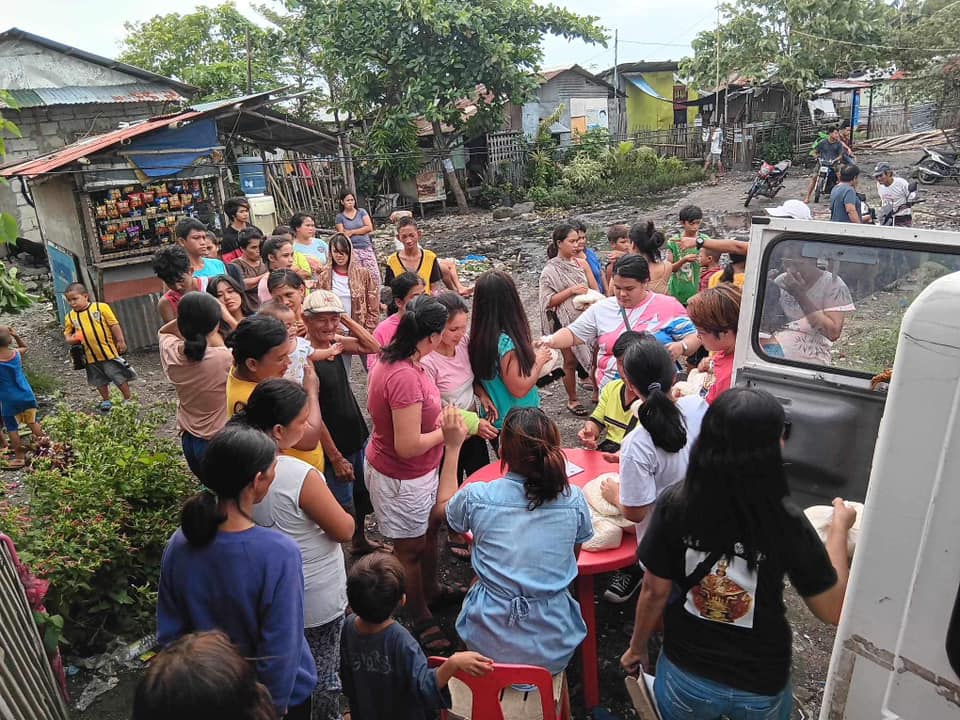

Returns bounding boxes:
[744,159,791,207]
[813,158,841,203]
[915,147,960,185]
[878,180,923,226]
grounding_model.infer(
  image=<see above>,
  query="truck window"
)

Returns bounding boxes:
[755,235,960,375]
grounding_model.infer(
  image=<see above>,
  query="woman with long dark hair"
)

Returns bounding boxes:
[469,271,554,431]
[628,220,672,295]
[238,380,355,720]
[158,292,233,475]
[365,294,462,653]
[206,273,254,333]
[446,407,592,674]
[597,335,709,603]
[288,212,328,277]
[540,223,598,416]
[621,388,856,720]
[157,425,317,719]
[542,254,700,392]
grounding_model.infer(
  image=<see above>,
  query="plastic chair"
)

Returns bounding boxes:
[428,657,571,720]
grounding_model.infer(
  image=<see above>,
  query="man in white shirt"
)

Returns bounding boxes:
[874,162,913,227]
[702,125,724,178]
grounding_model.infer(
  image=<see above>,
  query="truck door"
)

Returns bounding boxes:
[821,271,960,720]
[733,219,960,506]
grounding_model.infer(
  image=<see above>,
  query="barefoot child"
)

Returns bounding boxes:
[0,326,45,468]
[64,283,136,412]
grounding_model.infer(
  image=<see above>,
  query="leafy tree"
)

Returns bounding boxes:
[680,0,894,95]
[300,0,606,211]
[892,0,960,102]
[0,92,38,313]
[117,2,285,101]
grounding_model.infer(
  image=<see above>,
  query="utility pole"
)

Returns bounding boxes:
[613,29,620,139]
[246,27,253,94]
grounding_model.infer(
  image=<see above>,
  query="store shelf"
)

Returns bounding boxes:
[96,211,191,226]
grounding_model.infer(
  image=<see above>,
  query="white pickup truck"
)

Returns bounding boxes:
[733,217,960,719]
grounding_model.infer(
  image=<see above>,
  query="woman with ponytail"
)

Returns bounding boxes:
[445,407,593,674]
[628,220,672,295]
[365,294,462,653]
[621,389,856,720]
[238,379,354,720]
[157,424,317,719]
[158,292,233,475]
[598,335,709,603]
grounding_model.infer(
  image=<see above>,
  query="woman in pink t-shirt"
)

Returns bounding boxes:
[687,284,742,404]
[365,293,463,653]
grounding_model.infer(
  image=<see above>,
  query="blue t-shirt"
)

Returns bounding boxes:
[340,614,450,720]
[830,184,860,223]
[447,473,593,673]
[0,351,37,417]
[194,257,227,278]
[478,333,540,429]
[583,247,605,291]
[336,209,373,250]
[157,526,316,714]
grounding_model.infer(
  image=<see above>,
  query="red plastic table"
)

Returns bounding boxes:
[462,448,636,711]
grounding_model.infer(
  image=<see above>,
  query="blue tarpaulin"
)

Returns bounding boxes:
[123,118,219,178]
[625,74,671,102]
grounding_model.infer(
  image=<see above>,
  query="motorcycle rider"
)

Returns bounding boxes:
[804,127,855,203]
[873,162,913,227]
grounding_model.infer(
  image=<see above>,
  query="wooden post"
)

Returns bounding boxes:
[866,85,875,140]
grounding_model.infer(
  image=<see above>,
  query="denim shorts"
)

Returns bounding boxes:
[654,652,792,720]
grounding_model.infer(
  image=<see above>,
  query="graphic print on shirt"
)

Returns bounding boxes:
[684,549,757,628]
[350,649,392,675]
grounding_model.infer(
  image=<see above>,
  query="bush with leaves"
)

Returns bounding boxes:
[560,156,606,194]
[0,402,195,653]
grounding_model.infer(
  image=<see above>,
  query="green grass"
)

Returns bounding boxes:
[24,364,62,396]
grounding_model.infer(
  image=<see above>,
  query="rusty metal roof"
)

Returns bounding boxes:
[0,112,202,178]
[4,83,186,108]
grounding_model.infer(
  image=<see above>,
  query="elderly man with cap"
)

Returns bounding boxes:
[874,162,913,227]
[301,289,387,555]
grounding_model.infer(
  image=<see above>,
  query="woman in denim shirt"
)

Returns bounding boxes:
[446,408,593,673]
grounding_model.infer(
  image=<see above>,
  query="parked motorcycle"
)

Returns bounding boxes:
[744,159,792,207]
[878,180,923,226]
[915,147,960,185]
[813,158,841,203]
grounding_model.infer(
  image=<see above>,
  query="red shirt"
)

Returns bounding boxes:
[699,266,722,291]
[365,358,443,479]
[706,350,733,405]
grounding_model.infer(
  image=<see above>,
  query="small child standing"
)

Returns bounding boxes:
[604,223,631,292]
[63,283,137,412]
[578,331,644,455]
[0,326,45,468]
[698,246,723,291]
[256,300,338,383]
[341,553,492,720]
[666,205,706,305]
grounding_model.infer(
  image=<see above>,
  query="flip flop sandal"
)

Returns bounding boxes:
[427,583,468,611]
[413,618,452,655]
[567,402,591,417]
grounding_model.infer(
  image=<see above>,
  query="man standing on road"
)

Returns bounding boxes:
[873,162,913,227]
[830,165,866,223]
[703,125,724,179]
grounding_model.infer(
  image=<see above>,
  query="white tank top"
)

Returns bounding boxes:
[252,455,346,627]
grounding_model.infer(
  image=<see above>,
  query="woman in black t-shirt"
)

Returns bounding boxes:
[621,388,856,720]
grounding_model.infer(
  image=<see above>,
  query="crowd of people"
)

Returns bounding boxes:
[23,189,861,720]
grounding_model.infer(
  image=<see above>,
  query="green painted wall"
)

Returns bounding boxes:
[626,71,699,132]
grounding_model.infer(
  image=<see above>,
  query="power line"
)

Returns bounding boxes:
[618,40,694,48]
[791,29,960,54]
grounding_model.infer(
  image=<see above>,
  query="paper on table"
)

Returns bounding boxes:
[565,459,584,477]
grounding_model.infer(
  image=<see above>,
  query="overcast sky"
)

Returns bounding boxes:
[6,0,717,74]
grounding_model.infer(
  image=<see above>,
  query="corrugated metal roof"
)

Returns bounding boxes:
[0,111,202,178]
[5,83,186,108]
[0,27,197,96]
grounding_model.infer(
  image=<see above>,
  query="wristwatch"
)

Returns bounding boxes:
[695,237,706,249]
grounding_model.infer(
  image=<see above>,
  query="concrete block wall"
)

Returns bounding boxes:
[0,101,173,244]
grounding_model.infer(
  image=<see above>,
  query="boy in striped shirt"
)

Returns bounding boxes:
[64,283,137,412]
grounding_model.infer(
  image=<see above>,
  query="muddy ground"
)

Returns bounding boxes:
[5,148,958,719]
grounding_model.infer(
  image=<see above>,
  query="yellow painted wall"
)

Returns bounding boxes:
[626,71,699,132]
